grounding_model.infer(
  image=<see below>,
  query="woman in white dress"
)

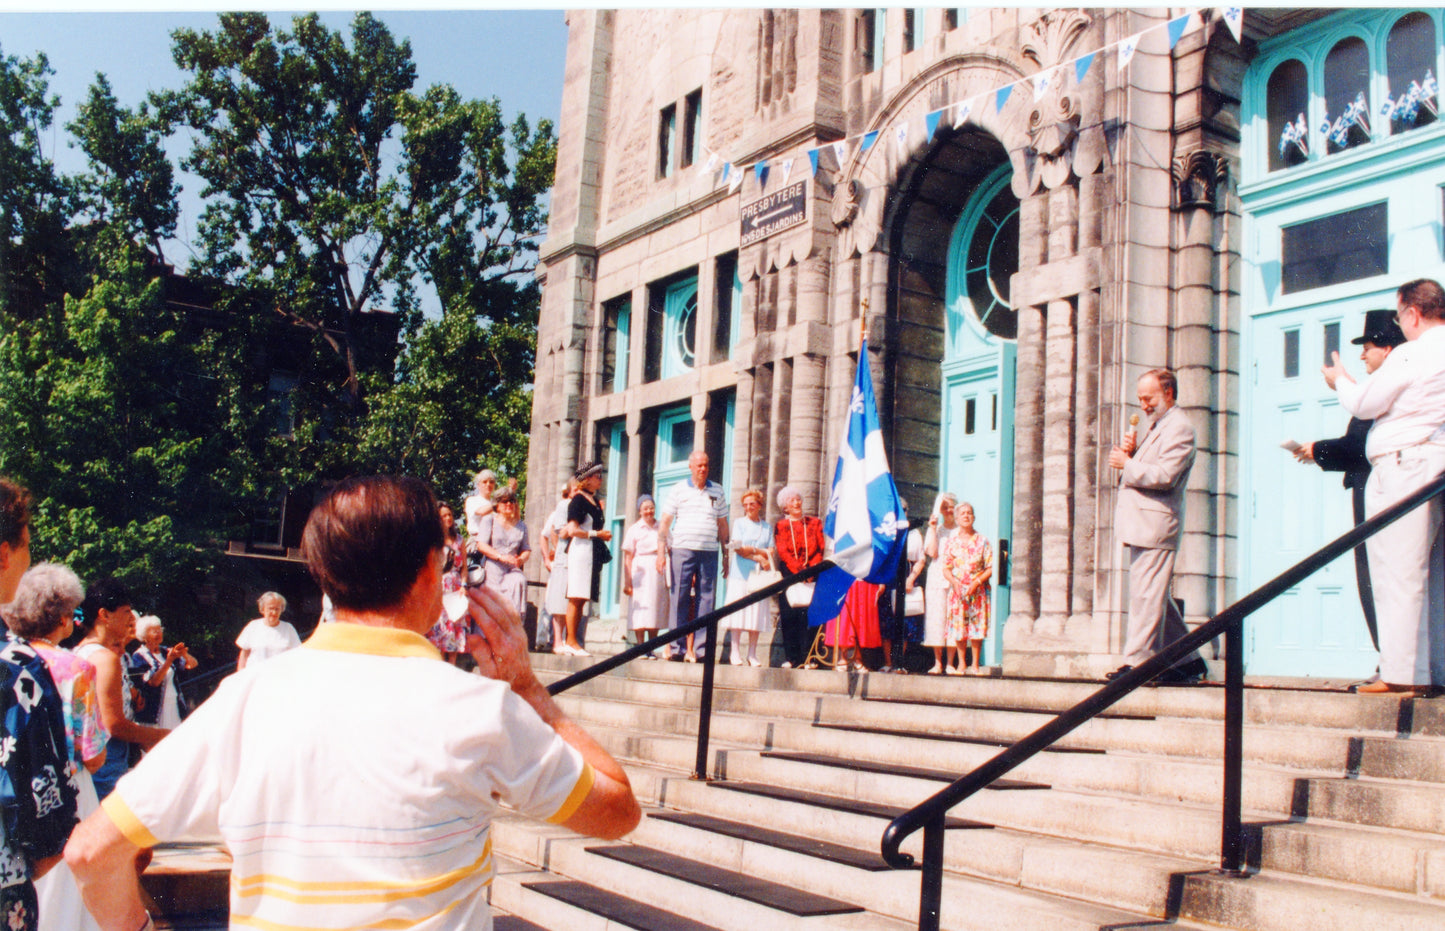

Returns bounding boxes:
[921,492,958,673]
[561,462,611,656]
[542,481,576,651]
[621,495,668,656]
[236,591,302,670]
[725,488,773,666]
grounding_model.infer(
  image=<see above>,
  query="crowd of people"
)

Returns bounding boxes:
[514,452,998,675]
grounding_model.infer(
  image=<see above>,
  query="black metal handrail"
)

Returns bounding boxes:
[880,469,1445,931]
[548,554,837,778]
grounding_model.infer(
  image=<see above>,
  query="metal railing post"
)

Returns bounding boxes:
[693,612,719,780]
[917,815,945,931]
[1220,612,1246,874]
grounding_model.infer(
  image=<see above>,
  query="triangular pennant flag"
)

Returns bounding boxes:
[729,166,744,193]
[1074,51,1095,85]
[1167,14,1190,49]
[995,84,1013,112]
[1118,34,1140,71]
[755,161,769,189]
[720,162,732,182]
[1221,7,1243,44]
[832,140,849,168]
[807,148,819,177]
[954,97,974,127]
[860,130,879,152]
[894,123,908,153]
[1032,68,1053,102]
[925,109,942,143]
[701,151,718,175]
[779,158,793,187]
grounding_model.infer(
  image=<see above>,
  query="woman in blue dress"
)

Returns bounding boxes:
[725,488,773,666]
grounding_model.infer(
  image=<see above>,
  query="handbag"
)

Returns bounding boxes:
[786,582,815,608]
[903,585,925,617]
[594,537,613,565]
[746,569,783,594]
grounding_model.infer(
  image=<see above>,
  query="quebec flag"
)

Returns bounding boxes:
[809,339,909,626]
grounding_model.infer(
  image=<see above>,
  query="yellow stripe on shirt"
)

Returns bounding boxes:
[230,895,465,930]
[231,841,490,904]
[101,794,159,850]
[546,761,595,825]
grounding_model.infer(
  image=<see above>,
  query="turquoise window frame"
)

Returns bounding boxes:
[1242,8,1445,185]
[612,298,631,394]
[944,163,1018,357]
[661,276,699,380]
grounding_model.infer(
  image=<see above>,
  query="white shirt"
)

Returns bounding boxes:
[1337,324,1445,460]
[105,624,591,931]
[660,480,728,552]
[234,619,302,666]
[465,493,494,539]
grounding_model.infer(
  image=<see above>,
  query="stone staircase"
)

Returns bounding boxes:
[487,652,1445,930]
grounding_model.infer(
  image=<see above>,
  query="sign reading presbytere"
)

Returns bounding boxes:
[740,181,807,246]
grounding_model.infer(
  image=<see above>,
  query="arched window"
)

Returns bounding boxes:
[1322,38,1370,154]
[1268,59,1309,171]
[1386,12,1438,133]
[949,167,1019,342]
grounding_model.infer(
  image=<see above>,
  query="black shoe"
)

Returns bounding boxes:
[1104,664,1134,682]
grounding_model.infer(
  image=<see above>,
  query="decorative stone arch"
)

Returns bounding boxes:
[822,9,1120,676]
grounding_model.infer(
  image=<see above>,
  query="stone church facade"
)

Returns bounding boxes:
[528,8,1445,678]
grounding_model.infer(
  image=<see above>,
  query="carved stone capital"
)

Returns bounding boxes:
[1172,150,1229,212]
[830,178,863,229]
[1022,9,1093,70]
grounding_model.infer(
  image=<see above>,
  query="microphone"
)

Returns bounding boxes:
[1124,413,1139,452]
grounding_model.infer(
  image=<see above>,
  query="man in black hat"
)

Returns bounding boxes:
[1293,309,1406,660]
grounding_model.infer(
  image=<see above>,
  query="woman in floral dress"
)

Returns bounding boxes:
[941,501,993,675]
[427,502,470,663]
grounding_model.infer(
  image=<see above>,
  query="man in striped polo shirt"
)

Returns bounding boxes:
[656,450,730,661]
[65,475,639,930]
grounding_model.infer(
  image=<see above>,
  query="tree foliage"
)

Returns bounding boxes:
[0,15,554,642]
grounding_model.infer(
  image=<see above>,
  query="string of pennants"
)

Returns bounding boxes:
[699,6,1244,196]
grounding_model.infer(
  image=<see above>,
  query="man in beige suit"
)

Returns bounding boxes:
[1106,368,1207,683]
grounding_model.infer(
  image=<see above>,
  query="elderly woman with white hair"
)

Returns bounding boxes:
[236,591,301,671]
[3,563,108,931]
[465,469,499,542]
[127,615,197,729]
[772,485,825,669]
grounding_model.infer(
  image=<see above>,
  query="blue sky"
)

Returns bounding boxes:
[1,9,569,266]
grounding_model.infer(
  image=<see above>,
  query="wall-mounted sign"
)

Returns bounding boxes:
[740,181,807,246]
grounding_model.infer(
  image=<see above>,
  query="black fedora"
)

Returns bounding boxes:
[1350,309,1406,348]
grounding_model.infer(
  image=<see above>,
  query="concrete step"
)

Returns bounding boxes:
[497,807,1205,931]
[491,857,727,931]
[1178,868,1445,931]
[1255,818,1445,896]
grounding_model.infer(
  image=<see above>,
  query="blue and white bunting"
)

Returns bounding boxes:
[705,7,1242,201]
[1221,7,1243,45]
[779,158,794,187]
[1118,33,1140,71]
[954,97,974,128]
[1033,68,1054,101]
[1167,13,1193,49]
[808,339,909,627]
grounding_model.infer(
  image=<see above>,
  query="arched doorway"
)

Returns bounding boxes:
[886,128,1017,666]
[941,164,1018,667]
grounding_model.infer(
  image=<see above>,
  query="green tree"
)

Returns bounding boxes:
[159,11,555,419]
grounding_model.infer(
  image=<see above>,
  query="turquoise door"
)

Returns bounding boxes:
[941,163,1018,666]
[596,421,628,620]
[653,405,696,504]
[1243,304,1383,676]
